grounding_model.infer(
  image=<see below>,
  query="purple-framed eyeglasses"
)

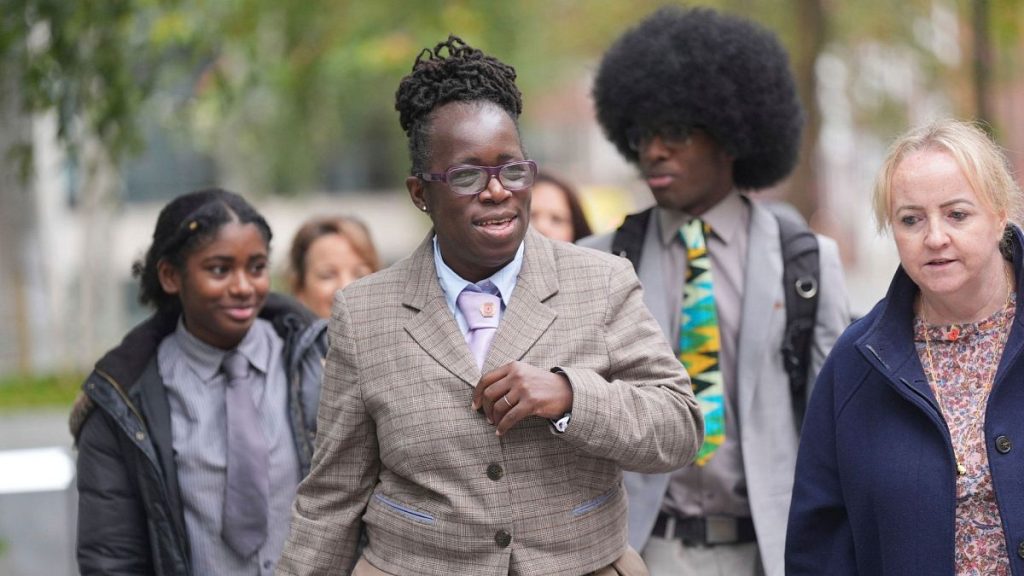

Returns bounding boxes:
[416,160,538,197]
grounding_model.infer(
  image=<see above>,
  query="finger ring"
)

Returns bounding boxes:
[503,396,513,408]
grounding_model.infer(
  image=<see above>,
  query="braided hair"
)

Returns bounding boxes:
[133,188,273,314]
[593,6,804,190]
[395,35,523,173]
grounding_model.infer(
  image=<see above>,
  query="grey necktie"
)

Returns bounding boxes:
[221,351,269,557]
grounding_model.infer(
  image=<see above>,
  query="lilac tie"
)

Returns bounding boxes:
[221,351,269,557]
[457,285,501,369]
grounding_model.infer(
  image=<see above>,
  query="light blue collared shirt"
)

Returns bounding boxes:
[432,236,524,336]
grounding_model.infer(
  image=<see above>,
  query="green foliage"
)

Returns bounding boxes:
[0,372,83,411]
[2,0,1022,194]
[168,0,730,193]
[0,0,190,163]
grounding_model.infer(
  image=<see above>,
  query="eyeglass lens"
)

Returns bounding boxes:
[628,126,692,151]
[448,162,535,195]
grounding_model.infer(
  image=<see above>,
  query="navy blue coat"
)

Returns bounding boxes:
[787,227,1024,575]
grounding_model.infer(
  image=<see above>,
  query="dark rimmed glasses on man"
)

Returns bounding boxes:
[626,125,694,152]
[416,160,538,197]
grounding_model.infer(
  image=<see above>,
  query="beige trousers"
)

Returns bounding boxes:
[352,546,649,576]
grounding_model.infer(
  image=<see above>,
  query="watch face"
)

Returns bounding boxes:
[553,413,572,433]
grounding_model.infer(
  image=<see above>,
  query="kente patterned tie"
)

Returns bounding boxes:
[679,218,725,466]
[457,283,501,370]
[221,351,269,557]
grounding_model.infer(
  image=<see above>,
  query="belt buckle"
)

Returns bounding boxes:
[705,515,737,545]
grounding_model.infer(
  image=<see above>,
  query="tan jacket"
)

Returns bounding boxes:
[277,229,702,576]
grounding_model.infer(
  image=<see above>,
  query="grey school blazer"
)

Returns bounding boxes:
[580,198,850,576]
[277,228,703,576]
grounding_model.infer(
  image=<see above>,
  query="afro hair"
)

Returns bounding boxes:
[592,6,804,190]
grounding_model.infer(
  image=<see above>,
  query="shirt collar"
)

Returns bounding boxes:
[657,190,749,246]
[432,235,524,311]
[172,316,272,383]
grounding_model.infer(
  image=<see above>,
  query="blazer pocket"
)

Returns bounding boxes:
[571,486,618,517]
[373,494,435,525]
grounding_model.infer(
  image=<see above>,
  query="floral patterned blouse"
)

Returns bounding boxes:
[914,292,1016,576]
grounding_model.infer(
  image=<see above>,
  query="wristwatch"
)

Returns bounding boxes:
[552,412,572,433]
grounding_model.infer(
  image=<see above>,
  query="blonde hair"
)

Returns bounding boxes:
[872,119,1022,234]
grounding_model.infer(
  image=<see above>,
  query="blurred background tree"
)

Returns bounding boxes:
[4,0,1020,196]
[1,0,179,373]
[1,0,1023,377]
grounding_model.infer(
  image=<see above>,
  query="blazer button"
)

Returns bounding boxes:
[996,435,1013,454]
[487,463,504,481]
[494,530,512,548]
[1017,539,1024,559]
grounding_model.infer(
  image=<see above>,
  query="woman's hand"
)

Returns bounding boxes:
[471,361,573,436]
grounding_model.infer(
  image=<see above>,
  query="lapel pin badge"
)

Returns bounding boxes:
[480,301,496,318]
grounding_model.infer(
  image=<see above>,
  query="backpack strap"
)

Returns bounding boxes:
[610,207,655,272]
[767,203,820,432]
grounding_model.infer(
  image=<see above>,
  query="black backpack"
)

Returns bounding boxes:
[609,204,819,431]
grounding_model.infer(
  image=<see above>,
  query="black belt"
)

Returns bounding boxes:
[652,513,756,546]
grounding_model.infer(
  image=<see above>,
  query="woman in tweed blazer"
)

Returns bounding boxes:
[277,36,703,576]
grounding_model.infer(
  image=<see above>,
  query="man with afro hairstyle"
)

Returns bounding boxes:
[581,7,850,576]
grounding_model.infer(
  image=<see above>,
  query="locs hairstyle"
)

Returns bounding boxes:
[593,6,804,190]
[133,187,273,313]
[394,35,523,173]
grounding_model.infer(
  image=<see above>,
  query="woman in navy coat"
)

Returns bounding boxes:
[787,119,1024,576]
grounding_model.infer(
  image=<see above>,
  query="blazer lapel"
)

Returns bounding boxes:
[638,211,673,339]
[402,234,481,387]
[485,230,558,372]
[737,203,786,424]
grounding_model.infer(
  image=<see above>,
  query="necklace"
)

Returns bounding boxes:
[920,267,1014,477]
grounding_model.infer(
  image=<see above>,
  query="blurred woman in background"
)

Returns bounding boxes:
[529,172,593,242]
[289,215,380,318]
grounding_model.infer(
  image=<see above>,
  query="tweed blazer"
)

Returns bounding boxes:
[277,228,703,576]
